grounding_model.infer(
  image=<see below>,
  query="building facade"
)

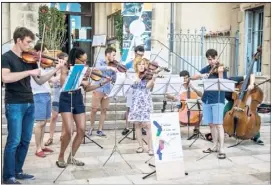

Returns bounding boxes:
[2,2,270,102]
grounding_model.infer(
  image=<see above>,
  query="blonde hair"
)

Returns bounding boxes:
[134,57,150,73]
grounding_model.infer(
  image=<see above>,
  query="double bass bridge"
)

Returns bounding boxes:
[233,107,244,112]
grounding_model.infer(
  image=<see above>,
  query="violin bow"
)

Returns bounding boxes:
[38,24,46,69]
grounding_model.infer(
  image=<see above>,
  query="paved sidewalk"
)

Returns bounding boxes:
[1,125,271,184]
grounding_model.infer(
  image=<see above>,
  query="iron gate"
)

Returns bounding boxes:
[168,27,239,76]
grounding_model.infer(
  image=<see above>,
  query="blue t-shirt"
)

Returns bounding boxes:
[200,65,228,104]
[125,60,134,70]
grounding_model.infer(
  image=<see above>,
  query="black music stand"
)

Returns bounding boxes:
[82,44,104,149]
[54,64,88,183]
[82,134,103,149]
[196,78,235,162]
[185,99,206,147]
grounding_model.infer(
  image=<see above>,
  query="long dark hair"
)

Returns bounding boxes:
[68,47,86,66]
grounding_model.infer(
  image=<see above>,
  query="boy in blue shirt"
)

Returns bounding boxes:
[192,49,227,159]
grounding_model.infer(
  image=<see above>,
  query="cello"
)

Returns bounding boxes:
[179,79,202,126]
[223,46,263,139]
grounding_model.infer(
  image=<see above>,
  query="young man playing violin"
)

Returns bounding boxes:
[2,27,65,184]
[87,47,118,137]
[166,70,203,134]
[204,74,264,145]
[191,49,227,159]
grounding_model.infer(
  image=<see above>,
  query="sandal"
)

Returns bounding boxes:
[203,148,217,153]
[148,150,154,156]
[67,157,85,166]
[217,153,226,159]
[45,138,53,146]
[205,133,213,141]
[56,160,67,168]
[136,147,144,153]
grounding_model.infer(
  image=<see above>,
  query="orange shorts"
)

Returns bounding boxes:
[91,91,110,110]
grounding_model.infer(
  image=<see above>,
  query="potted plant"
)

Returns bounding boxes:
[38,5,67,58]
[114,11,123,55]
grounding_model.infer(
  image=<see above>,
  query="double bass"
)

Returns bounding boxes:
[179,79,202,126]
[223,46,263,139]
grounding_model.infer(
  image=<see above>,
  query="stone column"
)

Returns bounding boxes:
[2,3,10,44]
[262,4,271,77]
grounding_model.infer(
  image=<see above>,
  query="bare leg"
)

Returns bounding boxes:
[143,122,153,151]
[40,120,47,149]
[216,124,225,153]
[210,124,218,151]
[35,121,46,153]
[98,108,107,131]
[58,113,74,162]
[98,96,110,131]
[90,91,102,131]
[49,110,58,139]
[90,108,98,129]
[71,113,86,156]
[135,123,143,148]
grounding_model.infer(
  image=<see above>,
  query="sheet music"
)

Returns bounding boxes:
[61,64,88,92]
[151,75,183,95]
[203,78,236,92]
[108,72,135,98]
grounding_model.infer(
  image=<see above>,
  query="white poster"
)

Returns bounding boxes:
[151,112,185,181]
[79,28,87,40]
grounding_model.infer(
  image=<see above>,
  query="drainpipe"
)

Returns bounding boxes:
[168,3,174,73]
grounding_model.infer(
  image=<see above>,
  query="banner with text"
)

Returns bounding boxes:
[151,112,186,181]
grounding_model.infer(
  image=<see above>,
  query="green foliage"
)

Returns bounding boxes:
[38,5,67,50]
[113,12,123,53]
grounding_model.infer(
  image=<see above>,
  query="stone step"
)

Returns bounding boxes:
[1,113,270,136]
[1,94,166,103]
[1,101,172,114]
[1,120,127,135]
[1,107,174,125]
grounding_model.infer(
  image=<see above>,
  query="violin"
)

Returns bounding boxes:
[209,62,229,75]
[223,46,263,140]
[139,70,164,80]
[147,61,170,72]
[22,51,64,68]
[84,68,111,82]
[108,60,127,73]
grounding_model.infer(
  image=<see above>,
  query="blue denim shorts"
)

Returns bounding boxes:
[202,103,225,125]
[33,93,51,121]
[59,89,85,114]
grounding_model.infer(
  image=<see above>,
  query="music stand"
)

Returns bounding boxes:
[102,72,132,168]
[186,99,206,147]
[151,75,183,113]
[196,78,235,162]
[54,64,87,183]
